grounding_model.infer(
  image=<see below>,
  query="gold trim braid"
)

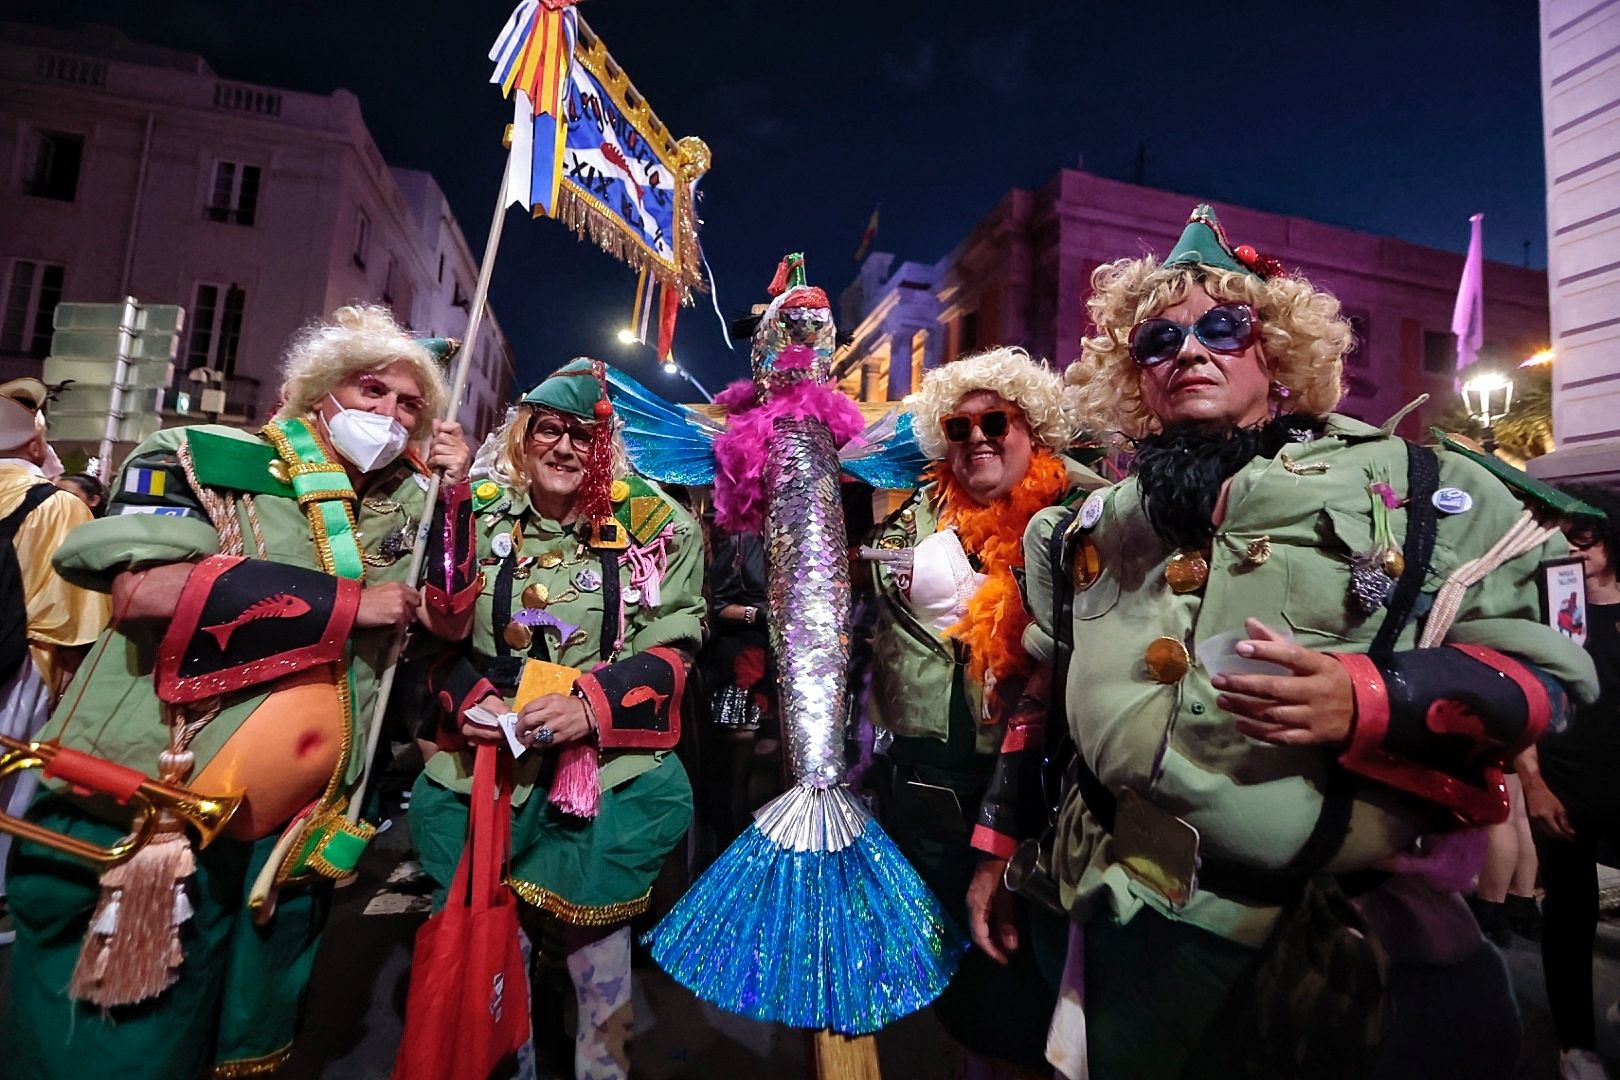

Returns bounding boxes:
[507,879,652,927]
[208,1043,293,1078]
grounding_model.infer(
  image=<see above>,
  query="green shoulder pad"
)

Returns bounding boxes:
[185,429,294,498]
[1431,429,1603,520]
[614,475,679,547]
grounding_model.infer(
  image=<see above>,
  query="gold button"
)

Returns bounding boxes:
[538,551,564,569]
[1380,548,1405,578]
[1164,550,1209,594]
[1073,537,1102,591]
[878,535,903,550]
[900,509,914,523]
[1144,636,1191,683]
[267,460,290,484]
[521,582,550,608]
[503,621,533,650]
[609,479,631,503]
[1243,536,1272,567]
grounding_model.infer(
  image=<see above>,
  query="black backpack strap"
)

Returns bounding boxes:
[0,483,59,539]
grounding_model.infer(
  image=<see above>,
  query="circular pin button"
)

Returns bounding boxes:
[610,479,631,503]
[624,586,643,606]
[475,481,499,501]
[491,532,513,559]
[1164,550,1209,594]
[1144,636,1191,683]
[1432,487,1473,515]
[1079,491,1105,530]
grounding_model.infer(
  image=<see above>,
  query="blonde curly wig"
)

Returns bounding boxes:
[482,402,630,503]
[909,346,1080,459]
[1066,259,1350,440]
[276,304,448,440]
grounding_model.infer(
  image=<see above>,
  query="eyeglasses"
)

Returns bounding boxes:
[1129,303,1259,367]
[527,416,597,448]
[1567,530,1603,552]
[940,409,1014,444]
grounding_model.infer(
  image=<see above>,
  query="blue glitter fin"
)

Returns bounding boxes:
[604,365,720,486]
[840,410,930,490]
[644,785,965,1035]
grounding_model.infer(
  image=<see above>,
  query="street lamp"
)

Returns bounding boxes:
[1461,371,1514,455]
[616,328,638,345]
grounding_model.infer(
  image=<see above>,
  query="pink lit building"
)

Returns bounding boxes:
[0,22,514,452]
[839,169,1550,438]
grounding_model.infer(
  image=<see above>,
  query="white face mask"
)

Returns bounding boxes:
[324,395,410,472]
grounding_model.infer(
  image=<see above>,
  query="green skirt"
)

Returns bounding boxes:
[410,752,692,926]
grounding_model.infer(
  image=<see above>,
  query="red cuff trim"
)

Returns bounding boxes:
[1449,643,1551,755]
[970,824,1018,860]
[1330,651,1507,825]
[424,572,484,618]
[1000,722,1036,755]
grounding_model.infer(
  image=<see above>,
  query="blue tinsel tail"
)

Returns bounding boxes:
[643,783,964,1036]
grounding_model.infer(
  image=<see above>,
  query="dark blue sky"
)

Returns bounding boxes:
[6,0,1550,398]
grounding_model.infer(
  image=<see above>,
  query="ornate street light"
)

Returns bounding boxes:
[1461,371,1514,455]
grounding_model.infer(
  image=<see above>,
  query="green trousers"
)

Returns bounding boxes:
[5,791,333,1080]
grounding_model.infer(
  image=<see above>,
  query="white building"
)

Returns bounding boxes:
[0,21,514,457]
[1529,0,1620,483]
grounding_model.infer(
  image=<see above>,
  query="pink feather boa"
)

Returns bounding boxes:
[712,379,865,534]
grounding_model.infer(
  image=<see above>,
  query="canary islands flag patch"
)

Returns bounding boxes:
[125,468,166,497]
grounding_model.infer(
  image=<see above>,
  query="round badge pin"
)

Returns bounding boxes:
[1079,491,1105,531]
[490,532,513,559]
[623,586,643,606]
[1431,487,1473,515]
[574,568,602,593]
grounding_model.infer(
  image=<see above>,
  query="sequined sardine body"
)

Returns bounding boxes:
[764,417,850,788]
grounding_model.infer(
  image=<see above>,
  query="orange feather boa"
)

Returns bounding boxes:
[931,450,1070,714]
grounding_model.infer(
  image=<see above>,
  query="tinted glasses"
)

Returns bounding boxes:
[1567,528,1603,552]
[941,409,1013,444]
[1129,303,1259,367]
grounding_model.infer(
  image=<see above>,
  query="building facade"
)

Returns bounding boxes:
[839,169,1550,438]
[1528,0,1620,484]
[0,22,514,458]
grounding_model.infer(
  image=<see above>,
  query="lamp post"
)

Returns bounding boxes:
[1461,371,1514,456]
[612,328,714,402]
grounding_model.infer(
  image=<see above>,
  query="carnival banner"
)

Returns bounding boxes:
[493,4,709,295]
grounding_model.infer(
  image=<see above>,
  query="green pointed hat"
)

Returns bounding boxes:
[415,337,460,364]
[1432,429,1604,520]
[1163,204,1279,278]
[522,357,608,419]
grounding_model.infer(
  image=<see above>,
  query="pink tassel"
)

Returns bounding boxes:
[549,742,600,818]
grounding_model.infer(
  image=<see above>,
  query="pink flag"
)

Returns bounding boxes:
[1451,213,1485,389]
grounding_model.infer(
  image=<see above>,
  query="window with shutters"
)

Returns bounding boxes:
[186,283,247,377]
[204,161,261,226]
[0,260,66,357]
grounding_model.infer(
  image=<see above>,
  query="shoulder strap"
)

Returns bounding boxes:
[0,483,60,539]
[1045,504,1118,830]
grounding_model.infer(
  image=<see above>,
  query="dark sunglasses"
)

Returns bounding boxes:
[941,409,1013,444]
[527,415,597,447]
[1129,303,1259,367]
[1567,530,1603,552]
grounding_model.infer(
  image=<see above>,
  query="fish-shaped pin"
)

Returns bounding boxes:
[511,607,581,643]
[202,594,311,651]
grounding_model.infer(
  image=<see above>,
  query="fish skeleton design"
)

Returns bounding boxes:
[620,686,668,712]
[203,594,312,651]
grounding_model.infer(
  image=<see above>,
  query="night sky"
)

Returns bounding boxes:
[4,0,1550,399]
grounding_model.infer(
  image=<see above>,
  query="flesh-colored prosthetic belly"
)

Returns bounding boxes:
[193,666,345,839]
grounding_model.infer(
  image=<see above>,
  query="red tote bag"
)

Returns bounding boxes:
[394,746,530,1080]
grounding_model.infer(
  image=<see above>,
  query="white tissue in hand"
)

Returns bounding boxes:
[1197,629,1294,678]
[465,704,526,758]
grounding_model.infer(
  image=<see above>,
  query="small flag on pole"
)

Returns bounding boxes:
[853,205,880,263]
[1451,213,1485,389]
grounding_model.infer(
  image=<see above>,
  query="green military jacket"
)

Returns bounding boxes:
[1022,414,1598,946]
[42,423,427,793]
[421,476,704,804]
[870,459,1104,754]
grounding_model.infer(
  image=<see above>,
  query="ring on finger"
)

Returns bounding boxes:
[535,725,554,746]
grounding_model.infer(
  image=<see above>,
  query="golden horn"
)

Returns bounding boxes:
[0,736,243,869]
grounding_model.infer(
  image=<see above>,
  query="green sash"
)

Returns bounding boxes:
[261,418,365,581]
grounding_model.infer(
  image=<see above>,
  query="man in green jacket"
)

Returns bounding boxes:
[5,304,472,1079]
[970,205,1597,1079]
